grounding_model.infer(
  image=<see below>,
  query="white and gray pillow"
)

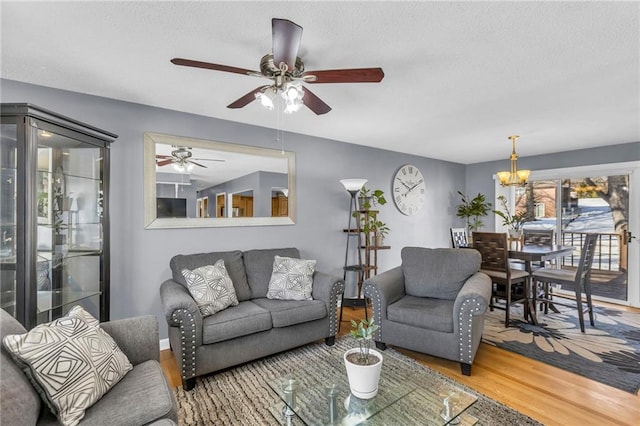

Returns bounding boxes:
[2,307,132,426]
[181,259,239,316]
[267,255,316,301]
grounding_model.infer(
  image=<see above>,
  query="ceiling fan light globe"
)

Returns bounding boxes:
[255,92,275,110]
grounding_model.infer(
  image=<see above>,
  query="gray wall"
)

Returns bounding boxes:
[465,142,640,231]
[1,79,466,338]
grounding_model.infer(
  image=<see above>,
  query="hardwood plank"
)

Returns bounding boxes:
[160,304,640,426]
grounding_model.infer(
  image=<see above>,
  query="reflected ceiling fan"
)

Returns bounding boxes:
[156,146,225,169]
[171,18,384,115]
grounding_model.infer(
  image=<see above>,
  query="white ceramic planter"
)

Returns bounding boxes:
[343,348,383,399]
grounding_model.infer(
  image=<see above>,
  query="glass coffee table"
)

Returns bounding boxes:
[267,347,478,425]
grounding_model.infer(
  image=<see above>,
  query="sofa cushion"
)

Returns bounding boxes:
[37,360,175,426]
[2,308,132,426]
[170,250,252,301]
[244,248,300,298]
[401,247,481,300]
[387,295,455,333]
[202,301,272,344]
[0,309,41,426]
[181,260,239,317]
[267,256,316,301]
[252,298,327,328]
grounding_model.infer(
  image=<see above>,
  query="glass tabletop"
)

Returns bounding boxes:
[266,348,477,425]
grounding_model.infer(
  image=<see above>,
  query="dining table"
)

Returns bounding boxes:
[508,244,575,325]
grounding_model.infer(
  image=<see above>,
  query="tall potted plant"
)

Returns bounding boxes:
[456,191,492,235]
[344,318,383,399]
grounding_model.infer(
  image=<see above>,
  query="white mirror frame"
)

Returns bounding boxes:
[143,132,296,228]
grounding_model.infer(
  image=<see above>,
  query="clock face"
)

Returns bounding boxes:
[393,165,426,216]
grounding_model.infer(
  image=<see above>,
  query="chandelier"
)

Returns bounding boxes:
[496,135,531,187]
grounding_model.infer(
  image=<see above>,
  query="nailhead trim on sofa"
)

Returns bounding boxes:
[171,308,196,381]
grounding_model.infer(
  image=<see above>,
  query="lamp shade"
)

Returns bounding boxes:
[340,179,367,193]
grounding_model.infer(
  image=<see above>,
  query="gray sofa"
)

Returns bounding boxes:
[0,309,177,425]
[160,247,344,390]
[363,247,491,375]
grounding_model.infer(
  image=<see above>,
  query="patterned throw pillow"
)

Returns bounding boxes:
[181,259,239,316]
[2,307,132,426]
[267,255,316,301]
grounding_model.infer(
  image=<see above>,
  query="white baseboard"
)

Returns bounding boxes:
[160,338,170,351]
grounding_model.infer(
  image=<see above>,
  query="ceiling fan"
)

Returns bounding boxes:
[171,18,384,115]
[156,146,225,169]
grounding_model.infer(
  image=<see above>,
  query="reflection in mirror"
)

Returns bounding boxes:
[144,132,295,228]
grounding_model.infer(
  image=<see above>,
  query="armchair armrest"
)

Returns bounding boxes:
[452,271,491,366]
[312,271,344,338]
[363,266,405,321]
[101,315,159,365]
[453,271,491,317]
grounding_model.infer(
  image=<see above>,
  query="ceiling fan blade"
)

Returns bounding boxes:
[187,160,207,168]
[227,85,271,109]
[272,18,303,72]
[156,159,173,167]
[156,154,172,159]
[171,58,258,76]
[301,87,332,115]
[303,68,385,84]
[193,158,226,162]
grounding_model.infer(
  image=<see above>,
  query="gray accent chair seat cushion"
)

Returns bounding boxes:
[0,309,177,426]
[364,247,492,376]
[160,247,344,390]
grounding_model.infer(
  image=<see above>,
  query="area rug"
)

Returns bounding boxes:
[482,305,640,394]
[173,337,541,425]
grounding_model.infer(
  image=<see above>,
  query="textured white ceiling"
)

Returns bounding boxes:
[1,1,638,164]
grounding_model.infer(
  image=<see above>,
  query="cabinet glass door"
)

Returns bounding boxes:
[0,124,17,317]
[35,127,105,324]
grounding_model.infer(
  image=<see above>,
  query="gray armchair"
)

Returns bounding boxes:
[0,309,177,425]
[363,247,491,375]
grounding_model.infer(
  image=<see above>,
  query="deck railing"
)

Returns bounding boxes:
[560,231,622,271]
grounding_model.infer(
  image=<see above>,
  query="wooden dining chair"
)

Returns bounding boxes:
[450,227,469,248]
[531,233,598,332]
[523,229,556,270]
[473,232,530,327]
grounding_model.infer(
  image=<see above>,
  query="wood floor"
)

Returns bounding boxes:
[160,305,640,426]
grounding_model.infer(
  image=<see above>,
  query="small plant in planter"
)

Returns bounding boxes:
[370,220,390,246]
[344,318,383,399]
[358,186,387,210]
[493,195,527,236]
[348,318,379,365]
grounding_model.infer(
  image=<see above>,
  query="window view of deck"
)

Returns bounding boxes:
[513,176,629,303]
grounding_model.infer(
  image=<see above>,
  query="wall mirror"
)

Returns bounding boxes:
[144,132,295,228]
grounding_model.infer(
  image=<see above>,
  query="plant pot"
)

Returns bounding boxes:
[357,196,372,210]
[375,235,384,246]
[508,229,523,239]
[343,348,383,399]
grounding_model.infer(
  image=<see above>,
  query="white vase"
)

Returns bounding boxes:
[343,348,383,399]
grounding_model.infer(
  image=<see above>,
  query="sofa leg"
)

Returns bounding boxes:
[460,363,472,376]
[375,341,387,351]
[325,336,335,346]
[183,378,196,391]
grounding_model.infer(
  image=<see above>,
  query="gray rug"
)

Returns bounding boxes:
[482,305,640,394]
[173,337,541,425]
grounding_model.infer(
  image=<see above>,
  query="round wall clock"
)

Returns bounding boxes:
[392,164,426,216]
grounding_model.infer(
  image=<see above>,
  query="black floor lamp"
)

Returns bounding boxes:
[339,178,368,329]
